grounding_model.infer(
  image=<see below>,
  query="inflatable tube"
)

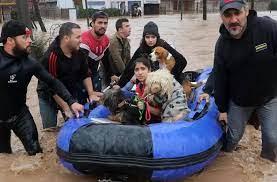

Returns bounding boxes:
[57,68,223,181]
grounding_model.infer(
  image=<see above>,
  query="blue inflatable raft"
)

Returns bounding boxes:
[56,68,223,181]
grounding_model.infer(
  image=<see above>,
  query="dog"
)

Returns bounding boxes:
[145,69,189,122]
[182,79,202,102]
[101,87,146,125]
[150,46,176,72]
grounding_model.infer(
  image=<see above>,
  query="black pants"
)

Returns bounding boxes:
[0,105,42,155]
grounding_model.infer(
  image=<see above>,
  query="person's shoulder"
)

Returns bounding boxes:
[103,34,110,42]
[258,15,277,28]
[109,33,119,43]
[81,30,90,36]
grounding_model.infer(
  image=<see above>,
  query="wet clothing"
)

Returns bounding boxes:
[214,10,277,112]
[0,105,42,155]
[0,47,75,155]
[80,30,110,91]
[108,33,131,76]
[37,36,90,128]
[214,10,277,161]
[118,39,187,87]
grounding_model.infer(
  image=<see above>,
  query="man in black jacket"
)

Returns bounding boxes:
[37,22,102,129]
[214,0,277,162]
[0,20,84,155]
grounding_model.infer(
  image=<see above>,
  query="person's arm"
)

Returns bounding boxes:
[163,41,187,83]
[214,39,228,114]
[118,47,142,87]
[83,77,103,101]
[33,60,84,116]
[79,53,103,101]
[198,68,214,103]
[109,36,126,73]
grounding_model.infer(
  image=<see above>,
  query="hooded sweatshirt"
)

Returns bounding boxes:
[214,10,277,112]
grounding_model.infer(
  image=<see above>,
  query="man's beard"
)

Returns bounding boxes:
[94,28,106,37]
[12,44,29,57]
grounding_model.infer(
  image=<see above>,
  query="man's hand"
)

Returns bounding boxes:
[198,93,210,103]
[88,91,103,102]
[111,75,120,83]
[70,102,84,118]
[62,106,73,119]
[218,112,228,124]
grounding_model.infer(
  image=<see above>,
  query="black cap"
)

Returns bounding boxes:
[0,20,28,43]
[90,11,108,26]
[143,21,159,38]
[220,0,247,14]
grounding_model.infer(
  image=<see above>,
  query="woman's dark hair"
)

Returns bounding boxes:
[134,56,151,71]
[139,37,164,54]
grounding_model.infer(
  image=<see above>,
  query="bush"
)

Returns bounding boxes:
[77,8,121,19]
[269,0,277,10]
[30,32,50,60]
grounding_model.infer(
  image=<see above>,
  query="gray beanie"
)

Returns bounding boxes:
[143,21,159,38]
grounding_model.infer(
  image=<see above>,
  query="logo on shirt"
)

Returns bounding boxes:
[255,43,267,52]
[8,74,17,83]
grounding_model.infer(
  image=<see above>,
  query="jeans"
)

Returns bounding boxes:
[223,96,277,162]
[0,105,42,155]
[38,97,58,129]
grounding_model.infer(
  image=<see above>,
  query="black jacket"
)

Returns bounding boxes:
[118,39,187,87]
[214,10,277,112]
[37,36,89,101]
[0,47,76,121]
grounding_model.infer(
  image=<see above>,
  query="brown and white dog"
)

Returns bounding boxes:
[150,46,176,72]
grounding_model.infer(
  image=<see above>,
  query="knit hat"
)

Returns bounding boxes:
[143,21,159,38]
[0,20,30,43]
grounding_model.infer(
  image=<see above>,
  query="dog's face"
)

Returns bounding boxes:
[150,46,168,63]
[102,87,125,114]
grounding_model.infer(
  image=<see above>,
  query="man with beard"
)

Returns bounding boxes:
[0,20,84,155]
[80,11,110,91]
[37,22,103,129]
[214,0,277,162]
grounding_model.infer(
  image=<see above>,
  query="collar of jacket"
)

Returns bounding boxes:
[219,10,258,40]
[115,32,128,45]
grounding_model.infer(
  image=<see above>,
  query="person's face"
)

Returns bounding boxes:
[119,22,131,38]
[134,62,150,82]
[67,28,81,51]
[11,30,32,56]
[221,7,249,39]
[144,34,157,47]
[92,18,108,36]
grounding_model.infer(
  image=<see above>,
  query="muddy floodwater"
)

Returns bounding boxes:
[1,11,277,182]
